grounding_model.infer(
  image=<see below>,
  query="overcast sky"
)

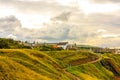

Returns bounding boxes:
[0,0,120,48]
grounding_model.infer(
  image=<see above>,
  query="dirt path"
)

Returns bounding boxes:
[64,55,120,80]
[70,55,102,66]
[63,56,102,80]
[84,56,102,65]
[63,69,81,80]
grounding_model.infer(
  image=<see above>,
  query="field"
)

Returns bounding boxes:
[0,49,120,80]
[0,49,70,80]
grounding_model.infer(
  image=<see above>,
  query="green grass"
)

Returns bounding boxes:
[45,50,98,68]
[0,49,70,80]
[66,53,120,80]
[67,62,114,80]
[101,54,120,75]
[0,57,50,80]
[0,49,120,80]
[103,53,120,66]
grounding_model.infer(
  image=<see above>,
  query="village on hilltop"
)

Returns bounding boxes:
[20,40,120,54]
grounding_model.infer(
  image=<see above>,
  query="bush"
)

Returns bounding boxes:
[0,39,10,49]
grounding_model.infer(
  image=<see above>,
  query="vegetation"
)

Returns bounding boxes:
[45,51,98,68]
[0,45,119,80]
[67,62,114,80]
[0,38,31,49]
[39,45,63,51]
[0,38,11,48]
[0,49,70,80]
[66,53,120,80]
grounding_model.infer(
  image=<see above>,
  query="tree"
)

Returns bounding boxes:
[0,39,10,49]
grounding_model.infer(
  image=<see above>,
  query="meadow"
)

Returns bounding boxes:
[0,49,119,80]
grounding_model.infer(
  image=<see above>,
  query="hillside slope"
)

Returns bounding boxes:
[0,49,120,80]
[0,49,71,80]
[66,53,120,80]
[45,51,99,68]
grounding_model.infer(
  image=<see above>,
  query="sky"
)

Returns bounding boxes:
[0,0,120,48]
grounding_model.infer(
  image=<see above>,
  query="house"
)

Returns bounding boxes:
[66,44,77,50]
[92,48,117,54]
[57,42,69,50]
[53,44,58,49]
[115,49,120,54]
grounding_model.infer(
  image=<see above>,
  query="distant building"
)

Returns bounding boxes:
[92,48,117,54]
[67,44,77,50]
[115,49,120,54]
[32,42,77,50]
[57,42,69,50]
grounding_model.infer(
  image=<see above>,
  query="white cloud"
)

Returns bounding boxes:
[17,0,41,1]
[15,14,51,29]
[78,0,120,14]
[0,7,16,17]
[6,34,17,40]
[102,34,119,38]
[55,0,77,6]
[0,0,120,48]
[97,29,107,33]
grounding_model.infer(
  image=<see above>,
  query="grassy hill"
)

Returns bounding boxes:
[66,53,120,80]
[0,49,120,80]
[0,49,71,80]
[45,51,99,68]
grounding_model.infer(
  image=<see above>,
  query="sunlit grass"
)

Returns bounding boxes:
[67,62,114,80]
[0,57,51,80]
[0,49,70,80]
[0,49,120,80]
[45,51,98,68]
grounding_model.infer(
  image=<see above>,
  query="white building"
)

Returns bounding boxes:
[57,42,69,50]
[115,49,120,54]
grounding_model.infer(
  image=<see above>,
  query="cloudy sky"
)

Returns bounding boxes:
[0,0,120,48]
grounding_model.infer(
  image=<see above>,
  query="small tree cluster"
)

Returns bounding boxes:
[0,39,10,49]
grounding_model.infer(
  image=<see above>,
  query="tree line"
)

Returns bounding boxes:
[0,38,31,49]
